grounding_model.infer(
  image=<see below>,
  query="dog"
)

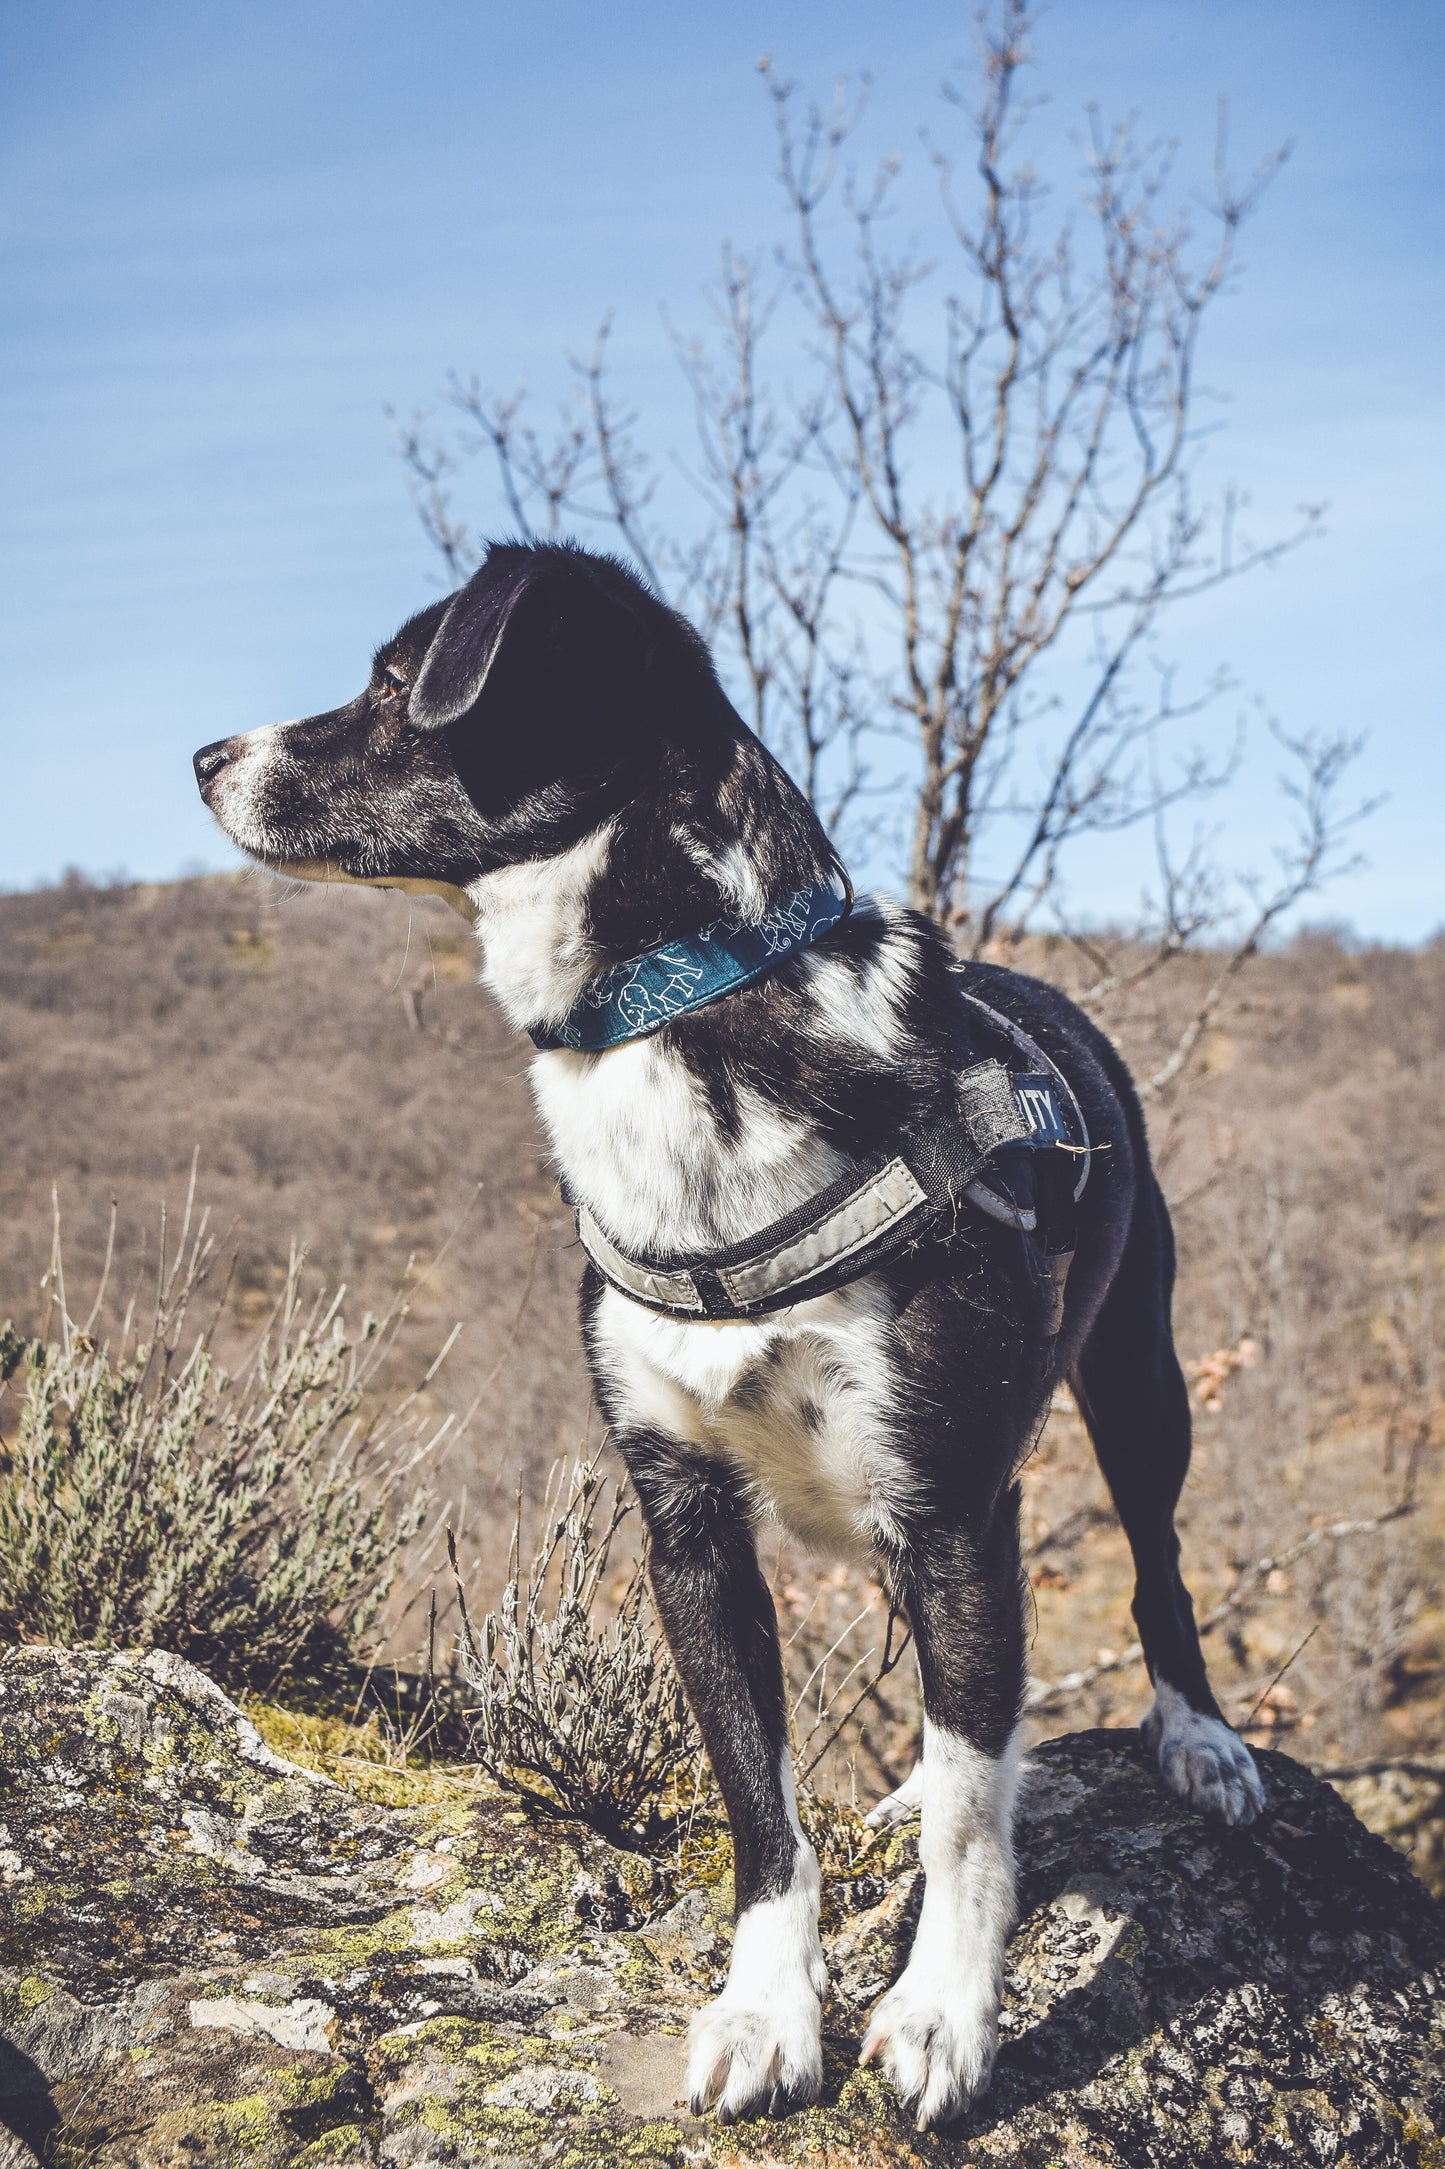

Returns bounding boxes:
[194,539,1263,2130]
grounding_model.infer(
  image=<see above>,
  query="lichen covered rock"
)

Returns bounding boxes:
[0,1646,1441,2166]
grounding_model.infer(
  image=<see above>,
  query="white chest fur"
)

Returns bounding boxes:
[589,1280,908,1559]
[530,1033,846,1256]
[530,1012,908,1557]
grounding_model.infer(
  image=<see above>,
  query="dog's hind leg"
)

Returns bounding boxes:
[620,1434,825,2123]
[862,1499,1026,2129]
[1072,1172,1264,1825]
[863,1754,923,1832]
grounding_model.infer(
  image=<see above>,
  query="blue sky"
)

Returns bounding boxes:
[1,0,1441,936]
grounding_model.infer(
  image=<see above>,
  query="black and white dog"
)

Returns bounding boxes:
[194,541,1262,2130]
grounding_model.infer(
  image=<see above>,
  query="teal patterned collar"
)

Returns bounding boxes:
[528,876,853,1053]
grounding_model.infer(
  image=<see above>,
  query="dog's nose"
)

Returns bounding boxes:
[193,738,236,789]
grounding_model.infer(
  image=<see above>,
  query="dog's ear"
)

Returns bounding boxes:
[409,555,537,729]
[409,548,650,735]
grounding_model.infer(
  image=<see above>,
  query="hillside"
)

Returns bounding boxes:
[0,872,1440,1845]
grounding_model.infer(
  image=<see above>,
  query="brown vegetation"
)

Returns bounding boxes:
[0,871,1439,1846]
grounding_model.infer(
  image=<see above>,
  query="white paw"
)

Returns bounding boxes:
[1142,1683,1265,1825]
[864,1761,923,1831]
[861,1968,996,2129]
[686,1986,824,2121]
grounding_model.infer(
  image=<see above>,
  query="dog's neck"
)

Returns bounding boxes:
[463,773,834,1042]
[463,814,861,1256]
[463,825,617,1040]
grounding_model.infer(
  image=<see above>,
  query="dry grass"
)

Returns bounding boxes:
[0,871,589,1582]
[241,1697,490,1811]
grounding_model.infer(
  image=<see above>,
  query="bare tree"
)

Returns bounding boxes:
[396,0,1366,1090]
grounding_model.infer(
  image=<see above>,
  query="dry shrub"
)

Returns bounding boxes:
[771,1554,919,1804]
[0,873,588,1579]
[0,1191,445,1693]
[453,1456,698,1843]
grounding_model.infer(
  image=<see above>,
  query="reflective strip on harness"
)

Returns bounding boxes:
[576,1158,931,1317]
[717,1158,927,1309]
[576,1207,707,1314]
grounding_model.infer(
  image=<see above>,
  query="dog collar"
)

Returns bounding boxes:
[528,876,853,1053]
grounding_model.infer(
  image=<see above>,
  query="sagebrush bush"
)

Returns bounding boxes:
[455,1456,699,1841]
[0,1205,446,1690]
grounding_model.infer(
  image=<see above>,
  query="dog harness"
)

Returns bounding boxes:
[539,869,1091,1324]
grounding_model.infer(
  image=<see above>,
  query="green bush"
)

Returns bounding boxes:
[0,1212,444,1692]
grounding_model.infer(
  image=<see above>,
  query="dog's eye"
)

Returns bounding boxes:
[376,668,408,707]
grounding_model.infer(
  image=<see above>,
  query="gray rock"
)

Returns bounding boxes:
[0,1644,1441,2166]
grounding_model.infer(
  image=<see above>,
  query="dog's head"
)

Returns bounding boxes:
[193,542,742,904]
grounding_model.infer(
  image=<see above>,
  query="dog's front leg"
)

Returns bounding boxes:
[622,1434,825,2122]
[863,1502,1026,2129]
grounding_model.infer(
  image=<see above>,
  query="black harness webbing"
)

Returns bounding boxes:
[574,989,1090,1326]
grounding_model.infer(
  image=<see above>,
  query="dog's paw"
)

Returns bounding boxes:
[864,1760,923,1832]
[1142,1686,1265,1825]
[685,1988,823,2122]
[861,1969,996,2130]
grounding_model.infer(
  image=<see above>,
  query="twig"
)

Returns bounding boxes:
[446,1525,482,1665]
[1313,1758,1445,1785]
[1240,1622,1318,1731]
[474,1225,543,1409]
[1027,1507,1409,1711]
[800,1605,912,1781]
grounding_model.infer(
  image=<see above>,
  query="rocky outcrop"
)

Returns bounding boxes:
[0,1645,1441,2167]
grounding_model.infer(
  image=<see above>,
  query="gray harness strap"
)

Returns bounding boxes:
[577,1058,1033,1321]
[578,1155,930,1319]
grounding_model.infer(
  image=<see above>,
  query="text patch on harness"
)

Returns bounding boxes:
[1012,1074,1069,1147]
